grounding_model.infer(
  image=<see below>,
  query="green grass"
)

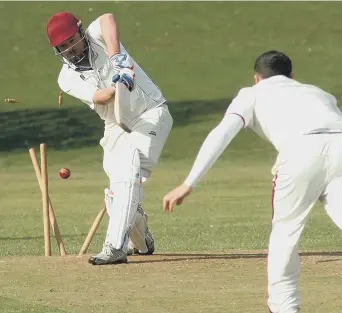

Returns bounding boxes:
[1,1,342,109]
[0,297,67,313]
[1,1,342,313]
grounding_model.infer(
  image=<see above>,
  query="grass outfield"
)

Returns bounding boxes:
[1,2,342,313]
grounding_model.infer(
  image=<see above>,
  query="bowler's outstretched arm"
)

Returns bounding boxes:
[184,114,244,188]
[163,114,244,212]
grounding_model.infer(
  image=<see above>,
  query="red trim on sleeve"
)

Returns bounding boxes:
[267,173,278,313]
[225,113,246,128]
[271,172,278,220]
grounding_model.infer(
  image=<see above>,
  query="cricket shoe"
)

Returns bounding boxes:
[88,243,127,265]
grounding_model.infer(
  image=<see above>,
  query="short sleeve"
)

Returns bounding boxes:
[58,67,98,110]
[225,87,255,128]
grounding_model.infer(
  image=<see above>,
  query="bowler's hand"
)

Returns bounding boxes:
[163,184,192,212]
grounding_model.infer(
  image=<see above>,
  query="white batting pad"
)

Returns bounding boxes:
[104,145,143,251]
[129,205,149,253]
[114,82,133,133]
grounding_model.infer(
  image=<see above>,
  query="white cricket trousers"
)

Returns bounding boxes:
[101,104,173,185]
[268,133,342,313]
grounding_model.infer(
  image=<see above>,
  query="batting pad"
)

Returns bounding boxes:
[129,205,149,253]
[104,145,143,251]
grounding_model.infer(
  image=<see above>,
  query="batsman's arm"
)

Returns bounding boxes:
[93,88,116,105]
[58,75,115,108]
[183,114,244,188]
[99,13,121,58]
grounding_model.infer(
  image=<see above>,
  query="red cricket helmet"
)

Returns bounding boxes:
[46,12,80,47]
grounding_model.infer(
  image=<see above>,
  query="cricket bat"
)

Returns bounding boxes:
[114,82,133,133]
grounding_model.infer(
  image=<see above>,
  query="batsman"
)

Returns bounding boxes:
[46,11,173,265]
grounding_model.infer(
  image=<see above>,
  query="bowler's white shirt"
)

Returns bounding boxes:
[227,75,342,152]
[57,17,166,131]
[184,75,342,187]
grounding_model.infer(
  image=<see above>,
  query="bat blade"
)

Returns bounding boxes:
[114,82,132,133]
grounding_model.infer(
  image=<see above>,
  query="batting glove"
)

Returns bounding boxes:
[111,53,136,91]
[119,68,135,91]
[110,53,134,71]
[112,68,136,92]
[112,74,121,84]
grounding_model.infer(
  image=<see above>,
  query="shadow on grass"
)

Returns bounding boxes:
[0,99,230,151]
[129,251,342,264]
[0,233,103,241]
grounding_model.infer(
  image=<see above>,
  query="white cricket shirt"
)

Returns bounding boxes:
[184,75,342,187]
[57,17,166,131]
[226,75,342,152]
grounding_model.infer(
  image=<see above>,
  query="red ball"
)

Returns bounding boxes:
[59,168,71,179]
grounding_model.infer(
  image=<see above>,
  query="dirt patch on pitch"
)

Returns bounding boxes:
[1,251,342,313]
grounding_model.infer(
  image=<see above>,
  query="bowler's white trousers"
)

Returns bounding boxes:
[268,133,342,313]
